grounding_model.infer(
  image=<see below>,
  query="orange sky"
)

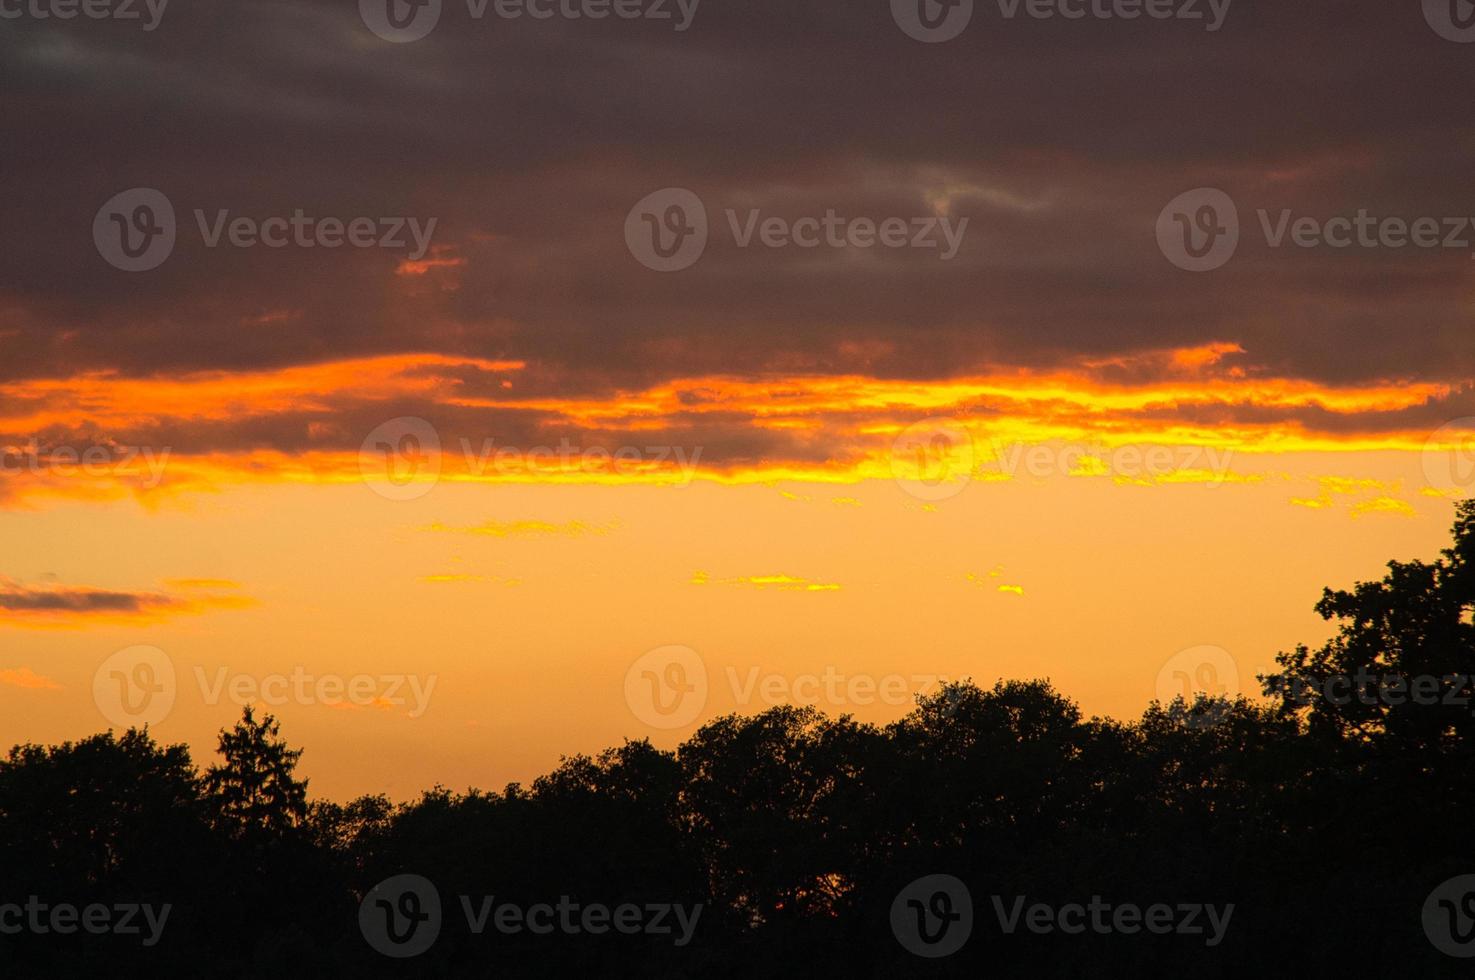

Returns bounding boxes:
[1,348,1469,798]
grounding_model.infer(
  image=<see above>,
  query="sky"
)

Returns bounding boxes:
[2,0,1474,799]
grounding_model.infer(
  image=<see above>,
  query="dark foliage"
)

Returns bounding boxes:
[6,505,1475,977]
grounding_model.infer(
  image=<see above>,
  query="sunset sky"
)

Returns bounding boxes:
[3,0,1474,799]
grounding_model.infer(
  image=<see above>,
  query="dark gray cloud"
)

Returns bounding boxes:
[1,0,1472,392]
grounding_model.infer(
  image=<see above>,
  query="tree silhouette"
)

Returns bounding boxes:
[5,507,1475,976]
[204,706,309,841]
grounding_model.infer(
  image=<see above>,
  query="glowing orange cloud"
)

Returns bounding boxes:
[0,345,1464,507]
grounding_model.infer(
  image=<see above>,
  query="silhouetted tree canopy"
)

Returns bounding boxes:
[4,504,1475,976]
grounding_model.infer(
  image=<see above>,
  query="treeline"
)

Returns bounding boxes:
[5,503,1475,977]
